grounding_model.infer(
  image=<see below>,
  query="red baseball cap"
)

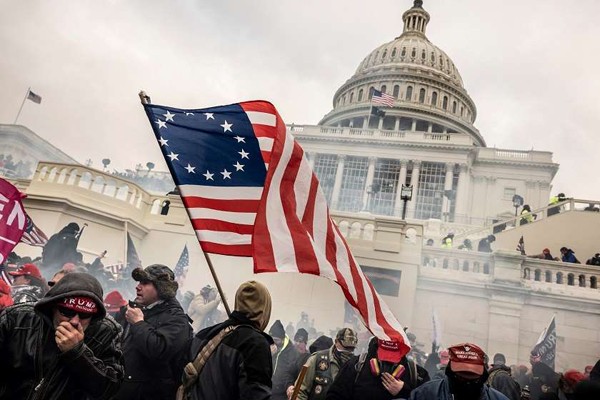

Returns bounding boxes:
[377,339,403,363]
[9,263,42,280]
[448,343,486,375]
[104,290,127,313]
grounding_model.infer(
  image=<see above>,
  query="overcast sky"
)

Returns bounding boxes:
[1,0,599,200]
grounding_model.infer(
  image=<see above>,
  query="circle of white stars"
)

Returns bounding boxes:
[154,110,250,181]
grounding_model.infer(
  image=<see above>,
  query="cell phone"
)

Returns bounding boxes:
[128,300,140,308]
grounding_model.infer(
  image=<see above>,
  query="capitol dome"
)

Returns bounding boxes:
[319,0,485,146]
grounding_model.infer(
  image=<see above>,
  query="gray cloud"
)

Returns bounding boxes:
[1,0,598,199]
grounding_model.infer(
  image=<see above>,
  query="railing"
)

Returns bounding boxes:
[288,125,473,145]
[455,199,600,242]
[476,147,554,163]
[330,212,421,244]
[421,247,493,275]
[421,247,600,293]
[522,258,599,290]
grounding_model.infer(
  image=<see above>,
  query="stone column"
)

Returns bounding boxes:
[454,163,469,224]
[330,155,346,210]
[407,161,421,219]
[394,117,400,131]
[378,117,384,130]
[411,119,417,131]
[427,122,433,133]
[393,160,409,216]
[362,156,377,211]
[362,117,369,129]
[442,163,455,221]
[307,152,315,170]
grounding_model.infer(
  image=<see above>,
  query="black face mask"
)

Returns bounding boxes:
[446,367,487,400]
[333,346,354,365]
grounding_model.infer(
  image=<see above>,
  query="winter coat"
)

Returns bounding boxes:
[41,226,79,269]
[11,284,43,303]
[272,336,300,400]
[297,346,343,400]
[561,250,580,264]
[326,354,430,400]
[113,297,192,400]
[183,311,274,400]
[409,377,509,400]
[0,273,124,400]
[487,365,521,400]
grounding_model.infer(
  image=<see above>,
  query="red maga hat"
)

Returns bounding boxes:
[9,263,42,280]
[448,343,486,375]
[104,290,127,313]
[377,339,403,363]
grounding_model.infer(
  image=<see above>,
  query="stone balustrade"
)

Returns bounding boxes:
[288,124,473,145]
[421,247,493,275]
[28,162,170,219]
[523,258,599,289]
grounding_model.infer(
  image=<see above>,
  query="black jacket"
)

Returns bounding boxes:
[0,273,124,400]
[326,355,430,400]
[114,297,192,400]
[183,311,274,400]
[272,337,300,400]
[487,366,521,400]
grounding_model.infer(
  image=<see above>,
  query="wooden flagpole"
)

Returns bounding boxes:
[138,90,231,316]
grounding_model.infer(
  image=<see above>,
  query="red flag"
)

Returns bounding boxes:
[20,214,49,247]
[0,178,27,264]
[143,101,410,355]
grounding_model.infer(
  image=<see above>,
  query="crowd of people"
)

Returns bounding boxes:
[0,219,599,399]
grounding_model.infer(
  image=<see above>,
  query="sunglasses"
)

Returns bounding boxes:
[57,307,94,320]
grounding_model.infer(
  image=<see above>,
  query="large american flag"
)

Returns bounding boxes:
[143,100,410,352]
[371,89,396,107]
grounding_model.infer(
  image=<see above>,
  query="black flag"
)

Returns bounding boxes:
[371,106,385,117]
[531,315,556,369]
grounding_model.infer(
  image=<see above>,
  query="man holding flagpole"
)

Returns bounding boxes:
[139,94,411,356]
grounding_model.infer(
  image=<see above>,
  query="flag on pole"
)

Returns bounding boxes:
[371,89,395,107]
[0,178,27,264]
[27,90,42,104]
[143,100,411,354]
[531,315,557,369]
[20,214,48,247]
[174,244,189,284]
[126,232,142,272]
[431,308,442,349]
[516,235,526,255]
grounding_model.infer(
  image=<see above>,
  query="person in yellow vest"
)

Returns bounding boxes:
[441,233,454,249]
[547,193,566,216]
[520,205,535,225]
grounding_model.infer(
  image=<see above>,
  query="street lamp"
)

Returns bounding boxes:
[400,184,413,220]
[512,194,524,217]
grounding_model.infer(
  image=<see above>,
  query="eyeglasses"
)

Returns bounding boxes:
[57,307,94,320]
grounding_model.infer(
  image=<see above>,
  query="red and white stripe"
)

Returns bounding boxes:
[181,102,278,257]
[251,102,410,354]
[372,92,396,107]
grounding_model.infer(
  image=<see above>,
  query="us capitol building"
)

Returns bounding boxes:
[2,0,598,370]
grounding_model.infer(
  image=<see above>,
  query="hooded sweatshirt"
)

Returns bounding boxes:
[0,272,123,400]
[184,280,274,400]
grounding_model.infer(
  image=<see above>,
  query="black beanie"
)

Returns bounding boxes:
[269,319,285,339]
[294,328,309,343]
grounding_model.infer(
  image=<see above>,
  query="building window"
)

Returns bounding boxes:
[411,47,416,58]
[338,156,368,212]
[405,86,413,101]
[503,187,516,200]
[360,265,402,296]
[419,88,426,103]
[393,85,400,98]
[399,117,412,130]
[401,47,406,57]
[381,85,387,94]
[415,162,446,220]
[313,154,338,205]
[452,101,457,114]
[442,96,448,110]
[358,89,363,102]
[349,92,354,103]
[431,91,438,106]
[421,49,426,60]
[382,49,387,59]
[430,52,435,63]
[369,87,375,100]
[370,159,401,216]
[415,120,429,131]
[391,48,397,58]
[342,95,346,105]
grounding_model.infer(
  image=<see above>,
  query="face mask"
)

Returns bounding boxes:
[333,346,354,365]
[446,368,486,400]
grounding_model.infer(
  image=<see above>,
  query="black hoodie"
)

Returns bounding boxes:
[0,273,123,399]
